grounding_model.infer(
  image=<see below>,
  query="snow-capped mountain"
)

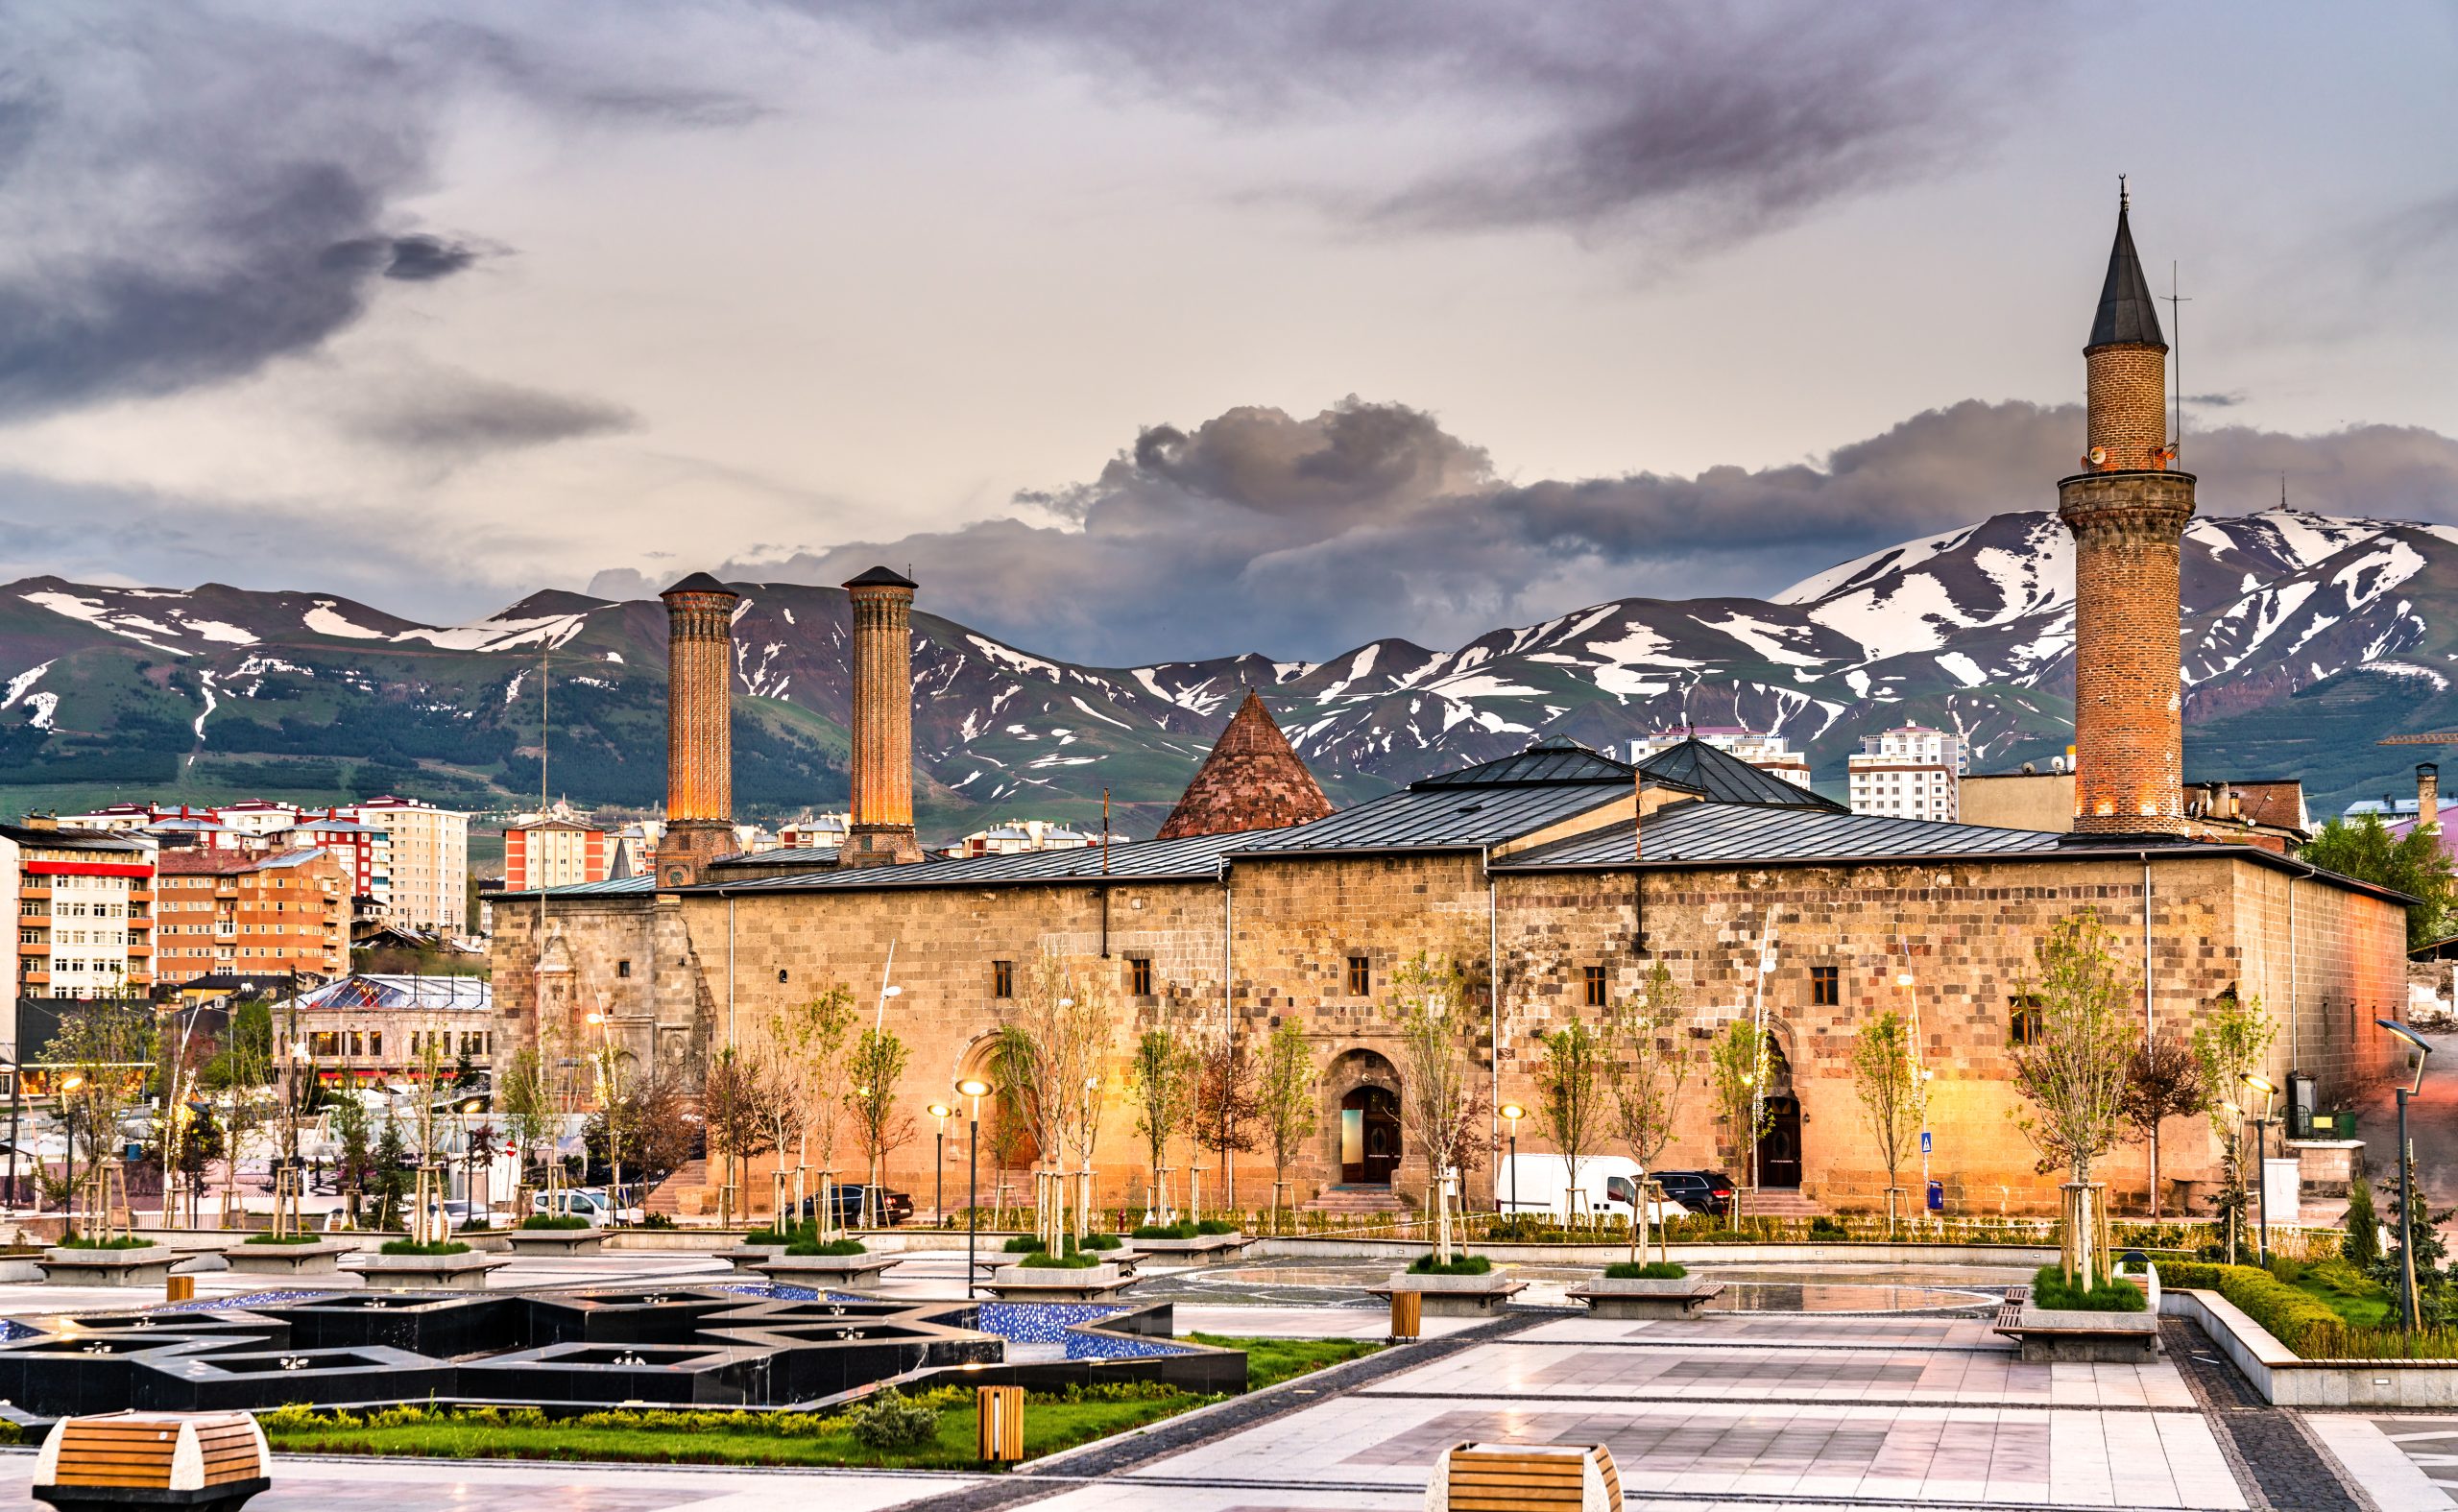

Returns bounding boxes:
[3,505,2453,828]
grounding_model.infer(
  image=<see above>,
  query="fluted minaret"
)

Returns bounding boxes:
[842,564,924,867]
[656,572,738,886]
[2060,188,2194,836]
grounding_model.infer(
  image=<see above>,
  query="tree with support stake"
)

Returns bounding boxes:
[1256,1018,1319,1236]
[1604,960,1689,1262]
[2009,912,2136,1292]
[1707,1019,1772,1229]
[1850,1010,1924,1239]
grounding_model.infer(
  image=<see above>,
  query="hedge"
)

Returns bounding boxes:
[2161,1262,2458,1359]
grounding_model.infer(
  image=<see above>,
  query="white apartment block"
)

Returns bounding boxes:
[341,798,469,934]
[1628,728,1813,788]
[1847,726,1964,822]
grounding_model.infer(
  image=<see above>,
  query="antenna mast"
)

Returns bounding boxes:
[2161,260,2191,465]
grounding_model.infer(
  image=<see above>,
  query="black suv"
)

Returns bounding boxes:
[796,1185,914,1228]
[1653,1170,1736,1218]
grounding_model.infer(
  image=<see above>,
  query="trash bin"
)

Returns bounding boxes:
[2337,1110,2360,1139]
[1925,1180,1943,1212]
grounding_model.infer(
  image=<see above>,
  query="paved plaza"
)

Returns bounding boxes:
[3,1249,2456,1510]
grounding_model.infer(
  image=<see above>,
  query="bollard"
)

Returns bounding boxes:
[165,1274,195,1304]
[1389,1287,1422,1341]
[976,1384,1024,1462]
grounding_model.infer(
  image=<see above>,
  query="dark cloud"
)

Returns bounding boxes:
[343,368,635,459]
[646,396,2458,665]
[0,5,755,422]
[2187,391,2248,408]
[796,1,2065,250]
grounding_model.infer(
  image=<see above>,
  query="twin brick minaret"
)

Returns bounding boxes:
[656,572,741,885]
[2060,190,2194,836]
[841,564,924,867]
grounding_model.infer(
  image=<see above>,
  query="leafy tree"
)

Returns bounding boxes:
[2009,911,2138,1288]
[1707,1018,1773,1221]
[1191,1032,1258,1209]
[753,985,856,1228]
[1255,1018,1320,1233]
[1387,951,1485,1263]
[2121,1032,2205,1220]
[2191,990,2275,1264]
[496,1047,555,1202]
[1603,960,1690,1258]
[1534,1020,1606,1222]
[371,1115,410,1230]
[330,1075,374,1226]
[844,1027,914,1227]
[1850,1010,1925,1235]
[2344,1173,2381,1270]
[2377,1150,2457,1325]
[54,998,154,1237]
[1128,1028,1197,1217]
[2302,813,2456,949]
[584,1068,696,1192]
[700,1046,776,1228]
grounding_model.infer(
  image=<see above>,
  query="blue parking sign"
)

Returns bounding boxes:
[1919,1130,1931,1155]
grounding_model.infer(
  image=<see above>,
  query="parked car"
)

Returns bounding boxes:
[1653,1170,1737,1218]
[530,1188,642,1227]
[1494,1155,1684,1226]
[794,1184,913,1229]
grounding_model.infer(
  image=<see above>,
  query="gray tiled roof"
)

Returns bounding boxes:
[1503,801,2064,868]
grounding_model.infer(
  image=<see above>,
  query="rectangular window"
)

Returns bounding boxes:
[992,959,1014,998]
[615,959,632,979]
[309,1031,340,1058]
[1128,956,1153,996]
[2009,996,2043,1046]
[367,1031,381,1058]
[1582,965,1607,1008]
[1811,966,1840,1007]
[1347,955,1370,996]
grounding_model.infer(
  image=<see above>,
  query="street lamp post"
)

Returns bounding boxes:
[60,1074,85,1239]
[957,1078,991,1299]
[926,1102,952,1229]
[2377,1020,2434,1332]
[2239,1072,2277,1266]
[1499,1103,1525,1221]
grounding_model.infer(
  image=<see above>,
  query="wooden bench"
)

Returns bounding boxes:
[33,1411,271,1512]
[1426,1440,1622,1511]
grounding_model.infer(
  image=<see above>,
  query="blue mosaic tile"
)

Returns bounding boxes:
[152,1288,333,1314]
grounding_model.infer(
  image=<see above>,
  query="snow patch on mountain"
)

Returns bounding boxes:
[305,601,386,639]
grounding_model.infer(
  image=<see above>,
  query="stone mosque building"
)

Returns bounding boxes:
[494,198,2410,1217]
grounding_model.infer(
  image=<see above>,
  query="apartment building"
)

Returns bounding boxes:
[2,822,156,999]
[61,802,397,917]
[338,797,469,934]
[948,819,1108,858]
[504,816,612,892]
[1846,726,1965,822]
[154,848,349,982]
[1628,728,1813,789]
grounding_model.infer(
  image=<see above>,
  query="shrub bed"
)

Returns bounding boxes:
[1132,1221,1196,1240]
[378,1239,472,1258]
[2163,1261,2458,1359]
[2028,1265,2146,1312]
[1408,1253,1493,1276]
[784,1237,868,1258]
[1194,1219,1239,1236]
[244,1233,324,1245]
[1003,1236,1048,1254]
[1078,1232,1121,1250]
[1603,1260,1688,1280]
[519,1214,591,1232]
[1019,1251,1101,1269]
[56,1236,156,1251]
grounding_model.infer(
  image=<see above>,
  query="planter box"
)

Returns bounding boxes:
[714,1242,792,1271]
[1569,1277,1724,1318]
[2000,1304,2159,1361]
[352,1252,514,1291]
[37,1245,180,1287]
[1377,1270,1527,1316]
[223,1238,354,1276]
[503,1228,608,1256]
[1130,1232,1247,1258]
[753,1251,900,1289]
[984,1262,1137,1303]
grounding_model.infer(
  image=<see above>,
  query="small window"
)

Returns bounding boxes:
[2009,995,2044,1046]
[1811,966,1840,1007]
[1347,955,1370,996]
[1129,956,1153,996]
[615,959,632,979]
[992,959,1014,998]
[1582,966,1607,1008]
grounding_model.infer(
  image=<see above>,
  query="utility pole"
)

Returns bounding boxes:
[2161,261,2191,465]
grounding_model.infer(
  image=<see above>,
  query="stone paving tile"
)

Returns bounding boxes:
[2302,1415,2458,1511]
[1512,1312,2010,1350]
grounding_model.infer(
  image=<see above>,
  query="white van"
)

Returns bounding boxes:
[1496,1154,1685,1227]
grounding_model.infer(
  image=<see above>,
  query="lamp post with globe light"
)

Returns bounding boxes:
[2240,1071,2277,1265]
[1499,1103,1526,1220]
[2376,1019,2433,1332]
[957,1078,992,1297]
[59,1074,85,1239]
[926,1102,952,1228]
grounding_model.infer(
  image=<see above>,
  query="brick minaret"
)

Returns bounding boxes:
[656,571,739,886]
[842,564,924,867]
[2060,189,2194,836]
[2421,763,2441,837]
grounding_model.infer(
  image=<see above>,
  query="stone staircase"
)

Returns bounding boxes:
[643,1158,710,1219]
[1735,1187,1826,1218]
[1300,1184,1413,1217]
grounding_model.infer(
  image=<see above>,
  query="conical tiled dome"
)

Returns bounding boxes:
[1154,690,1336,840]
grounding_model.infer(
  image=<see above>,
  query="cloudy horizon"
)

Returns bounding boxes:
[0,1,2452,659]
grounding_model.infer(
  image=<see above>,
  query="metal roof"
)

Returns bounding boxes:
[288,973,494,1014]
[662,571,734,596]
[1411,737,1632,789]
[709,846,840,869]
[1240,777,1624,855]
[1503,801,2062,869]
[499,874,658,900]
[2089,197,2165,349]
[1636,738,1847,811]
[844,564,919,589]
[700,829,1244,893]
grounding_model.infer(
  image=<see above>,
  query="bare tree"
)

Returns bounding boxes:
[755,986,856,1232]
[1190,1030,1258,1217]
[2010,911,2138,1288]
[1535,1019,1606,1224]
[844,1026,914,1229]
[700,1046,775,1230]
[1603,960,1690,1260]
[497,1047,554,1208]
[2191,990,2274,1262]
[1850,1009,1926,1236]
[1388,951,1485,1263]
[2123,1032,2206,1221]
[1707,1018,1772,1225]
[1256,1018,1320,1234]
[1129,1027,1197,1220]
[997,953,1116,1243]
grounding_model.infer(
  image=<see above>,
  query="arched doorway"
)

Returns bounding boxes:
[1754,1033,1802,1188]
[1340,1086,1402,1186]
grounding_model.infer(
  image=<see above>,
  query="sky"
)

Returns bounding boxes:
[1,1,2455,664]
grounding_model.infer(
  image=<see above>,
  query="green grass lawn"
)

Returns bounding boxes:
[253,1333,1381,1469]
[2280,1259,2398,1330]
